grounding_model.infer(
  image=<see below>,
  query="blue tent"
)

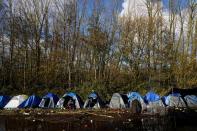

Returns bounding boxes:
[84,92,105,109]
[56,92,83,109]
[0,96,11,109]
[39,93,59,108]
[127,92,146,110]
[127,92,143,103]
[18,95,41,108]
[144,91,160,104]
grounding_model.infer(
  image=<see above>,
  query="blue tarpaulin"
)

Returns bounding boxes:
[0,96,11,108]
[127,92,146,110]
[88,92,98,100]
[127,92,143,103]
[18,95,41,108]
[144,92,160,103]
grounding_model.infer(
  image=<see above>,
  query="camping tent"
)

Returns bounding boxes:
[184,95,197,108]
[144,92,165,113]
[144,91,164,106]
[56,92,83,109]
[83,92,105,109]
[0,96,11,109]
[144,92,160,104]
[164,93,186,108]
[4,95,28,109]
[109,93,128,109]
[18,95,41,108]
[127,92,146,111]
[39,93,59,108]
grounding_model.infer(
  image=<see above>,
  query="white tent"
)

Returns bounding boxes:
[109,93,128,109]
[4,95,28,109]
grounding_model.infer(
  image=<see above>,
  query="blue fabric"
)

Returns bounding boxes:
[63,92,84,108]
[43,93,59,104]
[88,92,98,100]
[18,95,41,108]
[0,96,11,108]
[144,91,160,103]
[127,92,143,103]
[66,92,77,98]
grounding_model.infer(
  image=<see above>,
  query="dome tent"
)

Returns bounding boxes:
[56,92,83,109]
[144,91,161,104]
[4,95,28,109]
[165,93,186,108]
[184,95,197,108]
[83,92,105,109]
[0,96,11,109]
[127,92,146,111]
[109,93,128,109]
[39,93,59,108]
[144,91,165,114]
[18,95,41,108]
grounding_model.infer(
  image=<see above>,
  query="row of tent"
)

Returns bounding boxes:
[0,91,197,111]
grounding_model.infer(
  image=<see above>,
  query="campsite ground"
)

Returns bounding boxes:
[0,109,197,131]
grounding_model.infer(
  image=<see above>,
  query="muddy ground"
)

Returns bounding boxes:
[0,109,197,131]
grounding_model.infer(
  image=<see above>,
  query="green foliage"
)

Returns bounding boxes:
[0,0,196,97]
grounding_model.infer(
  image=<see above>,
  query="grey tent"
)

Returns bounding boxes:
[164,93,186,108]
[56,92,83,109]
[83,92,105,109]
[109,93,128,109]
[184,95,197,108]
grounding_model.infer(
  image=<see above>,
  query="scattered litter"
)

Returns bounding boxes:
[90,120,93,123]
[23,112,30,116]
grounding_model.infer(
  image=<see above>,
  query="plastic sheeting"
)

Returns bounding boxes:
[0,96,11,108]
[4,95,28,109]
[56,92,83,109]
[39,93,59,108]
[127,92,146,111]
[83,92,105,109]
[109,93,128,109]
[18,95,41,108]
[184,95,197,108]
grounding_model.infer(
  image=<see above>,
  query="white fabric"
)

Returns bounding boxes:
[39,98,55,108]
[184,95,197,108]
[4,95,28,109]
[109,93,126,109]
